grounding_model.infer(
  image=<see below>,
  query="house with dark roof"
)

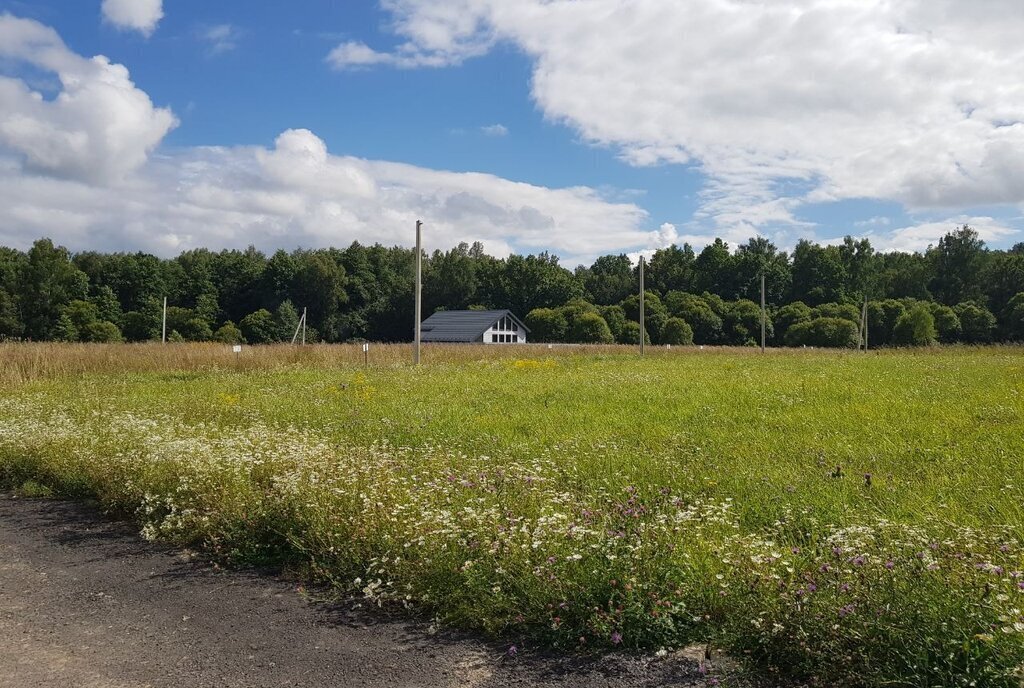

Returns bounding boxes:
[420,310,529,344]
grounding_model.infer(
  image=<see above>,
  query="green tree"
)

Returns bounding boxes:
[597,304,627,342]
[492,253,583,317]
[121,311,159,342]
[734,236,791,304]
[927,303,961,343]
[0,247,25,338]
[784,318,860,348]
[18,239,88,339]
[52,313,79,342]
[954,301,996,343]
[0,289,22,338]
[88,285,123,327]
[773,301,813,344]
[724,299,773,346]
[569,312,613,344]
[618,321,650,345]
[81,320,123,343]
[984,252,1024,317]
[693,239,737,298]
[648,244,696,294]
[867,299,906,346]
[789,240,846,305]
[424,243,480,312]
[180,318,213,341]
[812,302,860,324]
[213,321,246,344]
[274,300,301,342]
[1001,292,1024,341]
[621,291,668,343]
[928,226,989,306]
[240,309,277,344]
[892,305,937,346]
[663,292,722,344]
[62,300,99,336]
[579,254,635,305]
[291,249,348,341]
[660,317,694,345]
[837,236,878,301]
[524,308,568,343]
[876,251,932,300]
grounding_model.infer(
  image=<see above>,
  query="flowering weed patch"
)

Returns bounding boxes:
[1,346,1022,685]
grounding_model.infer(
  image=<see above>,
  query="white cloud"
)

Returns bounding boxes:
[860,216,1020,253]
[854,216,893,229]
[0,16,647,266]
[480,124,508,137]
[0,128,650,265]
[326,41,394,68]
[342,0,1024,236]
[101,0,163,37]
[199,24,241,55]
[0,15,177,183]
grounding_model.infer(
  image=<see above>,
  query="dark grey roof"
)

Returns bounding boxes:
[420,309,528,342]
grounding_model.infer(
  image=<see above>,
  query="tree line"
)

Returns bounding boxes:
[1,225,1022,347]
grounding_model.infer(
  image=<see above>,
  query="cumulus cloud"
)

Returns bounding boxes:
[339,0,1024,236]
[0,128,650,265]
[101,0,163,37]
[0,15,177,183]
[0,16,648,265]
[861,216,1020,253]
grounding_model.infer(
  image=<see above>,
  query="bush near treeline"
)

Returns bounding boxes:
[1,225,1023,347]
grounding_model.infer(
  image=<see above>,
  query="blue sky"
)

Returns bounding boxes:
[0,1,1022,265]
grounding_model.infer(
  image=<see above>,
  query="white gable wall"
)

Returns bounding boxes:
[484,318,526,344]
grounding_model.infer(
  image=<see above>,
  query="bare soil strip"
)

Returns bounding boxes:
[0,494,729,688]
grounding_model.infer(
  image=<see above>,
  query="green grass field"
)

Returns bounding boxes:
[2,344,1023,685]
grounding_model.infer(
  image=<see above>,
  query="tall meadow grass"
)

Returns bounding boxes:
[2,343,1023,685]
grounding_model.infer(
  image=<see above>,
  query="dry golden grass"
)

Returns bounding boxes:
[0,340,802,386]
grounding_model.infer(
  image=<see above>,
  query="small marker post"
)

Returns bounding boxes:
[363,342,369,367]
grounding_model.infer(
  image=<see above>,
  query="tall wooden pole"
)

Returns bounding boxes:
[639,256,645,356]
[162,297,167,344]
[414,220,422,365]
[760,273,766,353]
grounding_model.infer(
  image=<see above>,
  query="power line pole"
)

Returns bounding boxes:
[414,220,422,365]
[861,296,869,351]
[162,297,167,344]
[301,307,307,345]
[760,273,766,353]
[639,256,645,356]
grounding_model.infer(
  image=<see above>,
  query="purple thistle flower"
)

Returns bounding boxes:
[611,631,623,645]
[507,645,518,658]
[885,560,895,570]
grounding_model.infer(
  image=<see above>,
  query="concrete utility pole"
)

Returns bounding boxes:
[414,220,422,365]
[301,307,307,346]
[760,273,766,353]
[162,297,167,344]
[861,297,869,351]
[639,256,645,356]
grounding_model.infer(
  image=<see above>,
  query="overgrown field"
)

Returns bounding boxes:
[2,343,1023,686]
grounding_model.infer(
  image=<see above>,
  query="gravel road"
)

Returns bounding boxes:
[0,494,741,688]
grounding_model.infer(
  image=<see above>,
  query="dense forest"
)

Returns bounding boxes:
[1,225,1022,348]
